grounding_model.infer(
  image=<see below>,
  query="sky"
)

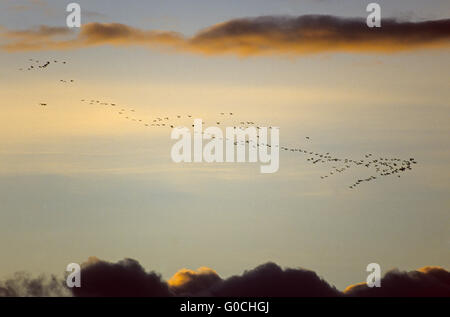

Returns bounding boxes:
[0,0,449,291]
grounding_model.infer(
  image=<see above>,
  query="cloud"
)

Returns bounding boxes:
[3,25,71,40]
[0,272,70,297]
[1,259,449,297]
[7,0,47,12]
[73,259,341,297]
[1,15,449,55]
[204,262,341,297]
[77,22,184,48]
[71,258,172,297]
[344,266,450,297]
[187,15,450,56]
[0,25,73,51]
[72,260,450,297]
[0,23,183,52]
[168,267,222,296]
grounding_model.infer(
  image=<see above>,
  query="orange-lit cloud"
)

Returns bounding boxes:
[344,266,450,297]
[168,267,222,295]
[0,23,183,52]
[168,267,220,287]
[1,15,449,55]
[417,265,446,273]
[343,281,366,293]
[81,256,101,268]
[77,23,184,48]
[0,25,74,51]
[3,25,70,39]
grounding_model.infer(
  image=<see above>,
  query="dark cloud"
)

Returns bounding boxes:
[72,258,172,297]
[1,259,449,297]
[187,15,450,56]
[71,260,340,297]
[72,260,450,297]
[204,262,341,297]
[345,266,450,297]
[1,15,449,55]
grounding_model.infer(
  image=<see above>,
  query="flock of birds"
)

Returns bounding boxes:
[20,59,74,83]
[25,57,417,190]
[75,99,417,189]
[19,58,67,71]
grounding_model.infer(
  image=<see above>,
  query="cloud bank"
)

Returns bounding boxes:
[1,258,448,297]
[1,15,449,55]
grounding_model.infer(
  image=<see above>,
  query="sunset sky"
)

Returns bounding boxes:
[0,0,449,291]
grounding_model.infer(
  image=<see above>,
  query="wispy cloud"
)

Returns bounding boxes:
[6,0,56,17]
